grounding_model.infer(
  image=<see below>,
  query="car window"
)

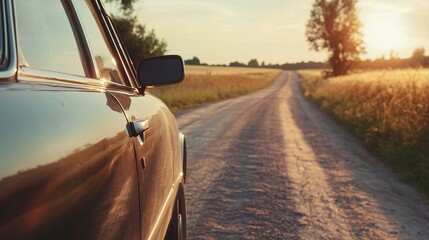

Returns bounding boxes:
[71,0,124,84]
[15,0,85,76]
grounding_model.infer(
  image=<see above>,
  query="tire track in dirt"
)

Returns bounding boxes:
[176,71,429,239]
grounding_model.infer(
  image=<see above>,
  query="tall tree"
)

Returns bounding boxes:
[306,0,364,76]
[103,0,167,65]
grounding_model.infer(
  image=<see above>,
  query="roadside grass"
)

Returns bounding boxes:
[298,69,429,195]
[148,66,280,111]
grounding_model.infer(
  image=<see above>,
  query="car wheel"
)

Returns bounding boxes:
[165,186,187,240]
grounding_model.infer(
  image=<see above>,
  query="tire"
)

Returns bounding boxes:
[165,186,187,240]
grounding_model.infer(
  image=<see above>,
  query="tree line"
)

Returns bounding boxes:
[184,57,328,70]
[357,48,429,70]
[184,49,429,71]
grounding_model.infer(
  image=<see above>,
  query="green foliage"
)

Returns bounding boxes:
[111,15,167,65]
[103,0,167,65]
[104,0,136,11]
[306,0,365,76]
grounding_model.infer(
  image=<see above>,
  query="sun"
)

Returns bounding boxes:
[361,12,407,56]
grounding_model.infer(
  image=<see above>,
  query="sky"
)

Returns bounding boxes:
[135,0,429,65]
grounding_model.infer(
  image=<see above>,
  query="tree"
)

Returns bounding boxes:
[104,0,136,12]
[409,47,426,68]
[248,59,259,68]
[306,0,364,76]
[103,0,167,65]
[111,15,167,65]
[185,57,201,65]
[229,61,246,67]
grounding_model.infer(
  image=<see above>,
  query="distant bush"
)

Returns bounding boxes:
[185,57,201,65]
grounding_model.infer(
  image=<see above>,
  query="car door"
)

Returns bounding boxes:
[0,0,140,239]
[70,1,178,239]
[110,91,178,240]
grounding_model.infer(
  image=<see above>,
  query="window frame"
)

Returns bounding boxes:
[62,0,94,78]
[0,0,17,82]
[69,0,127,85]
[0,1,6,70]
[13,0,136,92]
[90,0,139,89]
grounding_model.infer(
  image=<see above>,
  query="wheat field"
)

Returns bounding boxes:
[298,69,429,194]
[148,66,280,111]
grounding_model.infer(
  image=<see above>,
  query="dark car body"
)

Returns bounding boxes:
[0,0,186,239]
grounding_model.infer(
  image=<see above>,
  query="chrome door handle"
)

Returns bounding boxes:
[127,119,150,138]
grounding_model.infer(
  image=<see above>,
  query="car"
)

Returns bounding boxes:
[0,0,187,239]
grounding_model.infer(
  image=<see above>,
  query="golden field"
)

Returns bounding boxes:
[148,65,280,111]
[298,69,429,194]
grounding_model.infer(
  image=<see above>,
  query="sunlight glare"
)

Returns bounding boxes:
[362,12,407,55]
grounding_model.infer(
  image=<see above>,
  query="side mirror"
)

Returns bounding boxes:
[137,55,185,87]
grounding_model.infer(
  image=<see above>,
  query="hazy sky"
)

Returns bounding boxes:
[135,0,429,64]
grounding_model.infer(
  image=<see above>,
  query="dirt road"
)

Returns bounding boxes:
[176,71,429,239]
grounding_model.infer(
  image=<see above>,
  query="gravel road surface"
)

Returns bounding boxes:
[176,71,429,240]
